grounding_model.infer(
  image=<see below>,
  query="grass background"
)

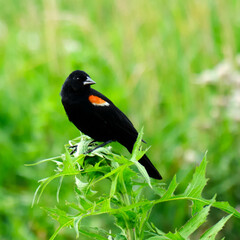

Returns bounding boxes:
[0,0,240,239]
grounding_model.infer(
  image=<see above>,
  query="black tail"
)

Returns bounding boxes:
[118,138,162,180]
[139,154,162,180]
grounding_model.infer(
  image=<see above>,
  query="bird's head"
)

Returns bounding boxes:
[64,70,96,92]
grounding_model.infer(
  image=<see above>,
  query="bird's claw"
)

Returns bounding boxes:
[69,145,78,155]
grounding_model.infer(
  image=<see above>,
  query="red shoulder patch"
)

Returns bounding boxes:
[89,95,110,106]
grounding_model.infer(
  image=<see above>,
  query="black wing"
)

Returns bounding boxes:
[90,89,139,151]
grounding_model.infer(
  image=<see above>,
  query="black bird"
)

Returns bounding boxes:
[60,70,162,180]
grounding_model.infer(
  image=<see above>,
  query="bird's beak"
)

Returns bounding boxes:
[83,76,96,85]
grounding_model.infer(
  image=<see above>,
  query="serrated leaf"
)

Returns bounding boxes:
[184,152,208,198]
[213,201,240,219]
[179,205,211,238]
[132,128,145,161]
[63,149,76,173]
[65,201,85,213]
[191,200,206,215]
[131,128,152,188]
[161,175,178,200]
[50,220,73,240]
[75,176,88,191]
[78,226,109,240]
[133,160,152,188]
[199,214,232,240]
[44,207,71,226]
[191,195,216,216]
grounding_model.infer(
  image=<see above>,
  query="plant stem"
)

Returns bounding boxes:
[119,171,135,240]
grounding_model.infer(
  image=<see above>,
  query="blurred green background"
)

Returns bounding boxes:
[1,0,240,239]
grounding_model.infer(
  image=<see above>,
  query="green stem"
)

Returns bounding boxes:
[119,171,135,240]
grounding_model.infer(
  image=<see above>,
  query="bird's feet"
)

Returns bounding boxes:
[69,145,78,155]
[85,140,113,154]
[69,140,113,155]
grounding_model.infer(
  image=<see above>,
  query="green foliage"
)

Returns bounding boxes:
[30,132,239,240]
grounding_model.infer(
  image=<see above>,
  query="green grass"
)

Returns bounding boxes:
[1,0,240,239]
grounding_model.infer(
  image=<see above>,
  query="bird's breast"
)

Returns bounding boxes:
[62,100,113,142]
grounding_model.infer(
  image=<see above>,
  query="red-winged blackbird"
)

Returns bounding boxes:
[60,70,162,180]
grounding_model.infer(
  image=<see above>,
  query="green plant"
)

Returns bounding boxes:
[28,130,240,240]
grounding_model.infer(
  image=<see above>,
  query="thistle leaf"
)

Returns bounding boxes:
[199,214,232,240]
